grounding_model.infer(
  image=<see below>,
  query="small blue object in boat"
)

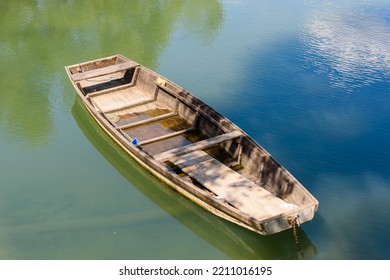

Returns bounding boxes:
[131,138,139,145]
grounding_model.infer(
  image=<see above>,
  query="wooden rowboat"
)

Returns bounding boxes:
[72,98,317,259]
[65,54,318,235]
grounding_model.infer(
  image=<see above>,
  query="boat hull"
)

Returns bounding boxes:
[65,54,318,235]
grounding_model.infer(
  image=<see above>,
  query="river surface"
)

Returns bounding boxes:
[1,0,390,260]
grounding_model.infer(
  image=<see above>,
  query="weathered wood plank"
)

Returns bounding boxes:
[72,61,139,82]
[103,98,154,114]
[90,86,153,113]
[117,111,176,130]
[172,151,298,220]
[86,84,133,99]
[153,130,243,162]
[139,127,194,146]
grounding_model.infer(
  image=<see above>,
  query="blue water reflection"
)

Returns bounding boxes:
[302,2,390,92]
[222,1,390,259]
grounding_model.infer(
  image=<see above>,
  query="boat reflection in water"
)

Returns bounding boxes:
[72,97,317,259]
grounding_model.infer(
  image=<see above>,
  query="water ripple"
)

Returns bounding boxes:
[302,4,390,92]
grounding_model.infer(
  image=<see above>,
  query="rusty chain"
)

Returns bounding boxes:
[289,216,305,259]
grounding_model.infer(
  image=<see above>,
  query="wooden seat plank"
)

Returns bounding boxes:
[72,61,139,82]
[117,112,176,130]
[153,130,243,162]
[171,150,298,220]
[90,86,152,113]
[138,127,194,146]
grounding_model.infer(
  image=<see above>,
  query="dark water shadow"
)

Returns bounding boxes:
[72,97,317,259]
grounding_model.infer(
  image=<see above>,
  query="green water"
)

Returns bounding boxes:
[1,0,390,259]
